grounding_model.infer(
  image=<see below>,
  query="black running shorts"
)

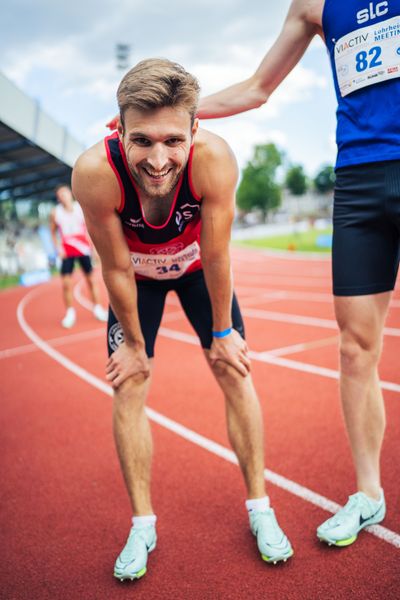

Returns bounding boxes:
[61,255,93,276]
[332,160,400,296]
[107,269,245,357]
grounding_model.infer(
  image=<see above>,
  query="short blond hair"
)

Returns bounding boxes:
[117,58,200,128]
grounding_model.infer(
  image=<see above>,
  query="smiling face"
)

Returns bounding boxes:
[119,106,198,199]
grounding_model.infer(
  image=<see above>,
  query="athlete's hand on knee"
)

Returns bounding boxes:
[106,342,150,389]
[209,329,250,377]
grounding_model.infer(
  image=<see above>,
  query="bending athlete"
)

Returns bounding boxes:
[198,0,400,547]
[72,58,293,581]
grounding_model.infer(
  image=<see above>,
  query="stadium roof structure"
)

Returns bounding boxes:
[0,72,86,203]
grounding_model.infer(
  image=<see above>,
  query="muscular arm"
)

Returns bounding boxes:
[196,132,249,375]
[199,139,236,330]
[197,0,320,119]
[72,147,149,386]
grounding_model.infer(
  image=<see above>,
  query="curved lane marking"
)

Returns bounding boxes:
[16,284,400,549]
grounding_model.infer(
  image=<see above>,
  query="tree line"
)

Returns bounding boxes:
[237,142,336,221]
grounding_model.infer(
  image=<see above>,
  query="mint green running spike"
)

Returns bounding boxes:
[114,524,157,581]
[317,490,385,547]
[249,508,294,564]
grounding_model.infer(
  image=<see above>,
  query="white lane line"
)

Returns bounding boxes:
[158,328,400,394]
[0,328,106,360]
[71,282,400,393]
[1,314,184,362]
[76,278,398,335]
[236,275,331,288]
[16,287,400,549]
[252,352,400,393]
[76,277,399,330]
[244,308,338,329]
[238,289,333,304]
[0,342,38,359]
[241,308,400,338]
[267,336,338,357]
[74,278,184,323]
[237,288,400,310]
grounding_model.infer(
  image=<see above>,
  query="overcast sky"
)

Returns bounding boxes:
[1,0,338,177]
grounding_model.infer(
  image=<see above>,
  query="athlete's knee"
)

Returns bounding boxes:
[113,376,148,414]
[210,358,242,384]
[339,332,382,376]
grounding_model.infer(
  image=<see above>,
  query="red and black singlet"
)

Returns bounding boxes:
[104,132,203,280]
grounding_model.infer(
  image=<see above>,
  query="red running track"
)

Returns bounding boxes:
[1,247,399,599]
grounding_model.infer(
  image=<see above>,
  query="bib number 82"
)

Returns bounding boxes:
[355,46,382,72]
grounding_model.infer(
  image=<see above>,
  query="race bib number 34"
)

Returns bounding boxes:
[335,15,400,97]
[130,241,200,280]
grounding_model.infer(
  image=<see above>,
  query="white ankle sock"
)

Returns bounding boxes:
[132,515,157,529]
[245,496,270,513]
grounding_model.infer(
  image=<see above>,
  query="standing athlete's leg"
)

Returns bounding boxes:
[60,258,76,328]
[110,280,168,580]
[177,271,293,563]
[61,274,74,309]
[335,293,390,500]
[317,293,389,546]
[316,162,397,546]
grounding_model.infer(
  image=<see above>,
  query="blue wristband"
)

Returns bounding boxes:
[212,327,233,338]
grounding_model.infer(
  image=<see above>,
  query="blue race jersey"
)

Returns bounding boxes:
[322,0,400,168]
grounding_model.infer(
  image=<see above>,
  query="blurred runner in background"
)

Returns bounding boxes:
[50,184,108,328]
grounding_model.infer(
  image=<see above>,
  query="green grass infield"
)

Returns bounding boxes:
[234,227,333,253]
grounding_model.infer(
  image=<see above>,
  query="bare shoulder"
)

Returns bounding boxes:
[73,140,108,182]
[72,140,120,211]
[193,128,237,172]
[192,128,238,198]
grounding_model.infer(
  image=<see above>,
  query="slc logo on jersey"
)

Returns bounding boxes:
[357,1,389,24]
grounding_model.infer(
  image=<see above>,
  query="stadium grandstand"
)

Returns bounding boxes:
[0,71,84,202]
[0,72,85,281]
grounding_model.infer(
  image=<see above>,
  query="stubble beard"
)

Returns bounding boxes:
[129,164,184,199]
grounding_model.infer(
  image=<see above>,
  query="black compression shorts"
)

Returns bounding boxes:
[332,160,400,296]
[107,269,245,357]
[61,255,93,276]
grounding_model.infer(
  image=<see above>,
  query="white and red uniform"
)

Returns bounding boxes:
[54,202,92,258]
